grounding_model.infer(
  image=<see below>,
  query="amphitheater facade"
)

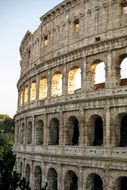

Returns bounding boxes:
[14,0,127,189]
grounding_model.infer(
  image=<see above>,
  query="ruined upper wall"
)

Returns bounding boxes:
[20,0,127,76]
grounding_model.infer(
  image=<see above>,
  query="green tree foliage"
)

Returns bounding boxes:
[0,114,14,133]
[0,136,31,190]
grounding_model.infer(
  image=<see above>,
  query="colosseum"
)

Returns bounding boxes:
[14,0,127,189]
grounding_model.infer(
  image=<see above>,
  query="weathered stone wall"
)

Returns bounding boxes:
[14,0,127,189]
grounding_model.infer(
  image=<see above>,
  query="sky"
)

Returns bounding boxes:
[0,0,63,118]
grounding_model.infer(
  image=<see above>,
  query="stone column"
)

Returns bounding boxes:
[105,106,111,147]
[30,161,34,190]
[79,167,83,190]
[36,74,39,100]
[105,52,112,89]
[62,64,67,95]
[59,111,63,145]
[82,57,87,94]
[32,116,35,145]
[79,109,85,146]
[44,113,48,147]
[47,70,51,97]
[57,165,63,190]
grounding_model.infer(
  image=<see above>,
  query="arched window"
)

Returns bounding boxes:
[36,120,44,145]
[114,176,127,190]
[30,81,36,101]
[39,76,47,99]
[120,57,127,85]
[95,62,105,84]
[25,164,30,183]
[20,123,24,144]
[34,166,42,190]
[86,173,103,190]
[65,116,80,146]
[119,114,127,147]
[51,72,62,97]
[47,168,57,190]
[64,170,78,190]
[88,60,105,91]
[68,66,81,94]
[48,118,59,145]
[20,90,24,106]
[24,85,29,104]
[88,115,103,146]
[26,121,32,145]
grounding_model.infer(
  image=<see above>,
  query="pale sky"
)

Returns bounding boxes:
[0,0,62,118]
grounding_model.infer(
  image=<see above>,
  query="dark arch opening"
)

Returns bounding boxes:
[34,166,42,190]
[120,177,127,190]
[66,116,80,146]
[94,175,103,190]
[64,170,78,190]
[47,168,57,190]
[86,173,103,190]
[49,118,59,145]
[93,116,103,146]
[120,115,127,147]
[36,120,44,145]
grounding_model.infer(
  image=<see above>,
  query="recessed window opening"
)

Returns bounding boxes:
[44,35,48,46]
[68,66,81,94]
[119,115,127,147]
[86,173,103,190]
[120,57,127,79]
[47,168,58,190]
[34,166,42,190]
[51,72,62,97]
[30,81,36,101]
[39,77,47,99]
[24,85,29,104]
[93,116,103,146]
[121,1,127,14]
[74,19,80,31]
[95,62,105,84]
[36,120,44,145]
[20,90,23,106]
[64,170,78,190]
[48,118,59,145]
[66,116,80,146]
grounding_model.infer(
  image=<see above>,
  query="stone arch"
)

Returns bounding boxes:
[25,164,30,183]
[65,116,80,145]
[88,60,105,91]
[48,118,59,145]
[120,55,127,86]
[24,85,29,104]
[51,71,62,97]
[30,80,36,101]
[68,65,81,94]
[88,114,104,146]
[20,123,24,144]
[20,89,24,106]
[86,173,103,190]
[36,120,44,145]
[26,121,32,144]
[114,176,127,190]
[34,166,42,190]
[64,170,78,190]
[115,113,127,147]
[47,168,58,190]
[39,76,47,99]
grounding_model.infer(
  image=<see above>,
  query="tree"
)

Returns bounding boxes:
[0,114,14,133]
[0,136,31,190]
